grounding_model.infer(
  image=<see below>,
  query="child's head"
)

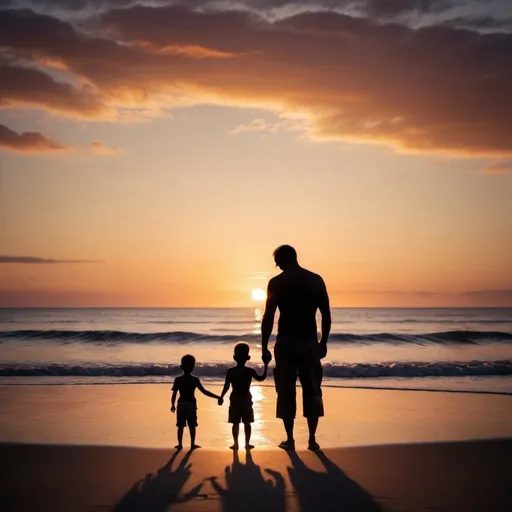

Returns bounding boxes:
[180,354,196,373]
[233,342,250,364]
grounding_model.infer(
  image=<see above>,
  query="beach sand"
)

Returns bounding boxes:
[1,440,511,511]
[1,384,511,511]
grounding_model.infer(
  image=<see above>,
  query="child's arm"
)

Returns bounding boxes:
[218,375,231,405]
[252,363,268,382]
[171,379,178,412]
[197,379,220,400]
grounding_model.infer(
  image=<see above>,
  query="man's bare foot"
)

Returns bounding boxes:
[191,444,201,450]
[278,440,295,450]
[230,443,239,450]
[245,444,255,450]
[175,444,183,450]
[308,440,320,451]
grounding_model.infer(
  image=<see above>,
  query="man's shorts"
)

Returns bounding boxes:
[176,401,197,427]
[274,339,324,419]
[228,397,254,424]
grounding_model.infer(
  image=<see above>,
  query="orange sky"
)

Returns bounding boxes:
[1,1,511,307]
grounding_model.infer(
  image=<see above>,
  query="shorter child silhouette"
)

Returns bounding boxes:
[219,343,268,450]
[171,354,220,450]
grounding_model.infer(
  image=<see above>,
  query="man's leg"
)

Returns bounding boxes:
[274,342,297,449]
[298,345,324,450]
[307,417,319,446]
[283,418,295,445]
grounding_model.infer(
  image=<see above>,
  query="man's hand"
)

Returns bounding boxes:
[318,341,327,359]
[262,348,272,364]
[171,405,176,413]
[218,397,224,406]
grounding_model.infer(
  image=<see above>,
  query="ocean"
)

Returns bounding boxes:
[1,307,511,394]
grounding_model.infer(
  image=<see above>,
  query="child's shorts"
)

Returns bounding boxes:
[228,399,254,424]
[176,401,198,427]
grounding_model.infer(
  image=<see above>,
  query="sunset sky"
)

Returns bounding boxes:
[1,0,511,307]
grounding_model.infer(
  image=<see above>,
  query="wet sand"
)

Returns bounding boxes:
[1,383,511,448]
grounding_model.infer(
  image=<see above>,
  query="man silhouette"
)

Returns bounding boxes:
[261,245,331,451]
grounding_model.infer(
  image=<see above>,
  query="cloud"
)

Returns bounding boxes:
[458,289,512,301]
[444,15,512,31]
[230,117,305,134]
[0,61,109,119]
[480,159,512,174]
[0,123,71,153]
[336,288,512,304]
[89,140,124,154]
[363,0,452,19]
[0,123,123,156]
[9,0,459,18]
[0,5,511,159]
[346,289,444,297]
[0,256,103,263]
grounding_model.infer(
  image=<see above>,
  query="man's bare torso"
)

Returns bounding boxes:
[269,267,326,342]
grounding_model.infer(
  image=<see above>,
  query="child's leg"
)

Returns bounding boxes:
[244,423,254,449]
[176,426,184,449]
[189,426,200,449]
[231,424,240,450]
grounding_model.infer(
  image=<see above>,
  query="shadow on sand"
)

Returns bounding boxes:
[286,450,384,512]
[114,449,203,512]
[208,450,286,512]
[114,448,383,512]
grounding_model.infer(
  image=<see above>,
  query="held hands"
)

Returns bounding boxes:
[262,348,272,365]
[218,397,224,406]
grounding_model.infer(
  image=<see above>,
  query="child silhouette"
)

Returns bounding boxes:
[171,354,220,450]
[219,343,268,450]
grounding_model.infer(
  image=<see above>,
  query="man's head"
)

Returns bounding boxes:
[233,342,251,364]
[273,244,298,270]
[180,354,196,373]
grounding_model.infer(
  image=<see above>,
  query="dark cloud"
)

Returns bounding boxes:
[0,61,108,118]
[0,255,102,265]
[0,5,511,157]
[0,0,464,22]
[364,0,452,19]
[444,15,512,30]
[0,256,103,263]
[0,123,70,152]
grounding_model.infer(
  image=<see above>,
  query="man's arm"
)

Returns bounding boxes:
[318,277,331,357]
[197,379,220,400]
[251,364,268,382]
[261,280,277,363]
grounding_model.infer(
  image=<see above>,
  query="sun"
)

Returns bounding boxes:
[251,288,266,302]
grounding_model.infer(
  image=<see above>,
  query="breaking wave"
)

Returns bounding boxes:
[1,329,512,345]
[1,360,510,378]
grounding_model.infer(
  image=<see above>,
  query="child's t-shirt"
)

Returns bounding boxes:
[172,374,200,403]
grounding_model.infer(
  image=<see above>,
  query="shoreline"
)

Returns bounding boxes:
[2,379,511,396]
[1,384,511,449]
